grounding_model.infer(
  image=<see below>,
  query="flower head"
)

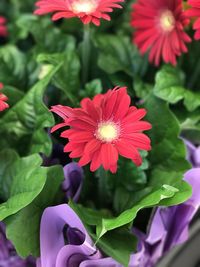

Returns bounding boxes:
[34,0,124,26]
[131,0,191,66]
[51,87,152,173]
[0,16,8,37]
[186,0,200,40]
[0,83,9,112]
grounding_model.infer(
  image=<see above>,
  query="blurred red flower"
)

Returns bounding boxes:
[0,16,8,37]
[186,0,200,40]
[0,83,9,112]
[34,0,124,26]
[51,87,152,173]
[131,0,191,66]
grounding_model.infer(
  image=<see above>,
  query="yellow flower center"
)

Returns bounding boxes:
[96,122,119,143]
[71,0,97,14]
[160,10,175,32]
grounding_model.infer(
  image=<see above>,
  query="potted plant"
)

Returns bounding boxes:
[0,0,200,266]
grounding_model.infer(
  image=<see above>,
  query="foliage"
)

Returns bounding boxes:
[0,0,198,265]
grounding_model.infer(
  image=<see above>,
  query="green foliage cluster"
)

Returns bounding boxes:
[0,0,199,265]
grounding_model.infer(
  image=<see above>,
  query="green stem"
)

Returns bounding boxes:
[82,24,91,85]
[188,57,200,89]
[97,168,111,207]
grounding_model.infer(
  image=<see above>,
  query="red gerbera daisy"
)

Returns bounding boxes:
[34,0,124,26]
[186,0,200,40]
[0,83,9,112]
[131,0,191,66]
[51,87,152,173]
[0,16,8,37]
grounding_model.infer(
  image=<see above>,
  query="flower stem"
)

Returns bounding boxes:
[97,168,110,207]
[188,57,200,89]
[82,24,91,85]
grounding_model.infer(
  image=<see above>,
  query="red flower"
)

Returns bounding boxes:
[131,0,191,66]
[51,87,152,173]
[0,83,9,112]
[34,0,124,26]
[186,0,200,40]
[0,16,8,37]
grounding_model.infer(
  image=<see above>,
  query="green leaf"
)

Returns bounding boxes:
[172,106,200,144]
[154,65,200,111]
[70,184,182,241]
[0,45,27,88]
[159,180,192,206]
[37,49,80,104]
[96,184,179,239]
[6,165,64,257]
[70,201,111,227]
[145,95,191,187]
[80,79,103,99]
[95,155,148,214]
[0,65,61,156]
[92,229,136,267]
[94,34,147,76]
[0,150,47,221]
[15,15,75,53]
[134,77,153,100]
